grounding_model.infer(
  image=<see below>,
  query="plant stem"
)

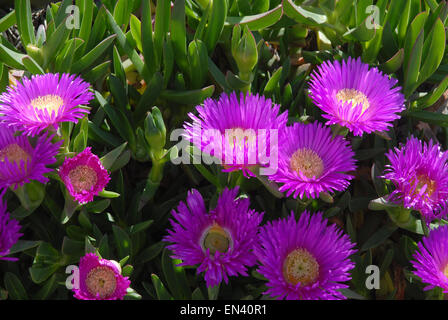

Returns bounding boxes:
[420,218,430,237]
[139,160,165,211]
[239,71,252,93]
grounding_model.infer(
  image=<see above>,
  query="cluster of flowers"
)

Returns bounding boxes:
[0,73,122,299]
[0,57,447,299]
[166,57,448,299]
[165,187,356,299]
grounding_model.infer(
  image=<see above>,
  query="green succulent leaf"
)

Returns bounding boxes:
[226,4,283,30]
[283,0,327,26]
[151,274,173,300]
[203,0,227,52]
[4,273,28,300]
[14,0,35,47]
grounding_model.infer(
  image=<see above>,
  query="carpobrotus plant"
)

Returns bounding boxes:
[59,147,110,204]
[255,211,356,300]
[164,187,263,288]
[0,73,93,136]
[383,137,448,223]
[308,57,405,136]
[72,253,130,300]
[0,124,61,191]
[269,121,356,199]
[411,225,448,293]
[1,0,447,303]
[184,92,288,177]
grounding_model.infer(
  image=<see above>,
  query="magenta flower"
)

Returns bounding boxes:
[164,187,264,288]
[0,124,61,191]
[269,122,356,199]
[255,211,357,300]
[184,91,288,177]
[0,200,22,261]
[383,137,448,223]
[59,147,110,204]
[412,225,448,293]
[309,57,405,136]
[73,253,130,300]
[0,73,93,136]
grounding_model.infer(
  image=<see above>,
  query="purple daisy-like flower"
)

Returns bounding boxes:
[164,187,264,288]
[308,57,405,136]
[0,124,61,191]
[383,137,448,223]
[73,253,130,300]
[255,211,357,300]
[0,73,93,136]
[411,225,448,293]
[269,121,356,199]
[59,147,110,205]
[0,200,22,261]
[184,91,288,177]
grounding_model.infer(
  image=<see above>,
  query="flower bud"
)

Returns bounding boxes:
[144,107,166,154]
[26,44,44,66]
[232,25,258,76]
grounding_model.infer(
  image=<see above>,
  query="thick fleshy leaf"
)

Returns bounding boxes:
[112,225,132,259]
[71,35,116,74]
[418,18,445,85]
[380,48,404,74]
[188,39,209,89]
[203,0,227,52]
[151,274,173,300]
[162,249,191,300]
[415,75,448,109]
[0,11,16,33]
[343,17,376,42]
[160,85,215,105]
[4,273,28,300]
[283,0,327,26]
[14,0,35,47]
[154,0,171,67]
[403,29,424,97]
[226,5,283,30]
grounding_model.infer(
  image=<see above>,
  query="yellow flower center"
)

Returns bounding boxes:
[225,127,256,151]
[0,143,30,164]
[85,266,117,299]
[283,248,319,286]
[201,223,232,256]
[290,148,324,179]
[68,165,98,193]
[30,94,64,114]
[443,264,448,278]
[414,174,437,197]
[336,88,370,113]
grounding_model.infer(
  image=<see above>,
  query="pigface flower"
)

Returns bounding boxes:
[309,57,405,136]
[184,91,288,177]
[59,147,110,204]
[0,124,61,191]
[255,211,357,300]
[0,73,93,136]
[269,121,356,199]
[164,187,263,288]
[412,225,448,293]
[383,137,448,223]
[0,200,22,261]
[73,253,130,300]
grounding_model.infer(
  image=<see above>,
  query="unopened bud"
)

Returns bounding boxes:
[232,25,258,76]
[144,107,166,153]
